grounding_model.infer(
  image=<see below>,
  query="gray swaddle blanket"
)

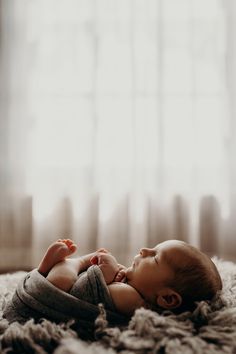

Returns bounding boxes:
[3,265,128,330]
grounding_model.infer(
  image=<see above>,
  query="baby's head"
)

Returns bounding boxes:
[126,240,222,311]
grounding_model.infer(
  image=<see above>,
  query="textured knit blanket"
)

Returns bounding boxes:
[3,266,127,331]
[0,258,236,354]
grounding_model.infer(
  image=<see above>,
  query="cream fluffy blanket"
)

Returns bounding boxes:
[0,258,235,354]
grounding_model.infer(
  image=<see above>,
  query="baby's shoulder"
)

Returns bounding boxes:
[108,282,145,316]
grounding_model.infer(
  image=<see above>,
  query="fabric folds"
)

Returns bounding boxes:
[3,266,128,329]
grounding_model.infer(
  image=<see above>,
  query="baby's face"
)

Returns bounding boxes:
[126,240,192,303]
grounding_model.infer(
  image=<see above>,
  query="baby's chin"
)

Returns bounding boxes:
[125,264,135,278]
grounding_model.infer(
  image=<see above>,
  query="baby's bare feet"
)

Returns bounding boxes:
[38,239,77,276]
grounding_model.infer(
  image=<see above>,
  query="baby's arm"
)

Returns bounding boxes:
[108,283,145,316]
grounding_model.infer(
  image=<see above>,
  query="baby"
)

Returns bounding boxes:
[38,239,222,316]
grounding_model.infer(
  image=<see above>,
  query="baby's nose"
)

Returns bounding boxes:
[140,248,151,257]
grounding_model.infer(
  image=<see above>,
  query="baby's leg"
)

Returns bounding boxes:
[46,258,82,292]
[38,239,77,276]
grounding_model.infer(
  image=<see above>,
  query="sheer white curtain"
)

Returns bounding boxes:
[0,0,232,269]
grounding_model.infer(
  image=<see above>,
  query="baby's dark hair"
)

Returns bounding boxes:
[166,244,222,310]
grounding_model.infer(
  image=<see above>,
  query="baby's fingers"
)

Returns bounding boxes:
[114,270,126,282]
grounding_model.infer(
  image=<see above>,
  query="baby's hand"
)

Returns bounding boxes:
[90,248,112,265]
[90,252,119,284]
[114,264,127,282]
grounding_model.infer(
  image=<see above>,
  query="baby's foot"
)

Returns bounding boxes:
[38,239,77,276]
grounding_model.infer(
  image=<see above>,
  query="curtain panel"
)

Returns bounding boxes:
[0,0,233,270]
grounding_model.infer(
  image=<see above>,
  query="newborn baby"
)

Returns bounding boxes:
[38,239,222,316]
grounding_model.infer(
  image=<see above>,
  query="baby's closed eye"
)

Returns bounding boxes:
[154,256,159,265]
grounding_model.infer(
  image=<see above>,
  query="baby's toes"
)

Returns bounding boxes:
[63,239,73,247]
[97,248,109,254]
[68,241,77,252]
[67,242,77,254]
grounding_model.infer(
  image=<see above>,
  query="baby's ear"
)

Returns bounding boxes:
[156,288,182,309]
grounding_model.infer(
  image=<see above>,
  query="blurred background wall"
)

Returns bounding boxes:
[0,0,235,271]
